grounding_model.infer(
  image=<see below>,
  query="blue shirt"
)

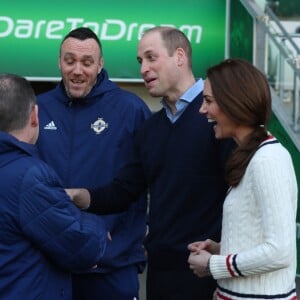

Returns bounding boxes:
[161,78,204,123]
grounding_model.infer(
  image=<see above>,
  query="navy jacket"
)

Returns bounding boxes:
[36,69,151,273]
[0,132,108,299]
[89,93,234,270]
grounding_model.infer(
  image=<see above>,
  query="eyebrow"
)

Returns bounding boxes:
[203,94,214,98]
[138,49,156,58]
[63,52,94,59]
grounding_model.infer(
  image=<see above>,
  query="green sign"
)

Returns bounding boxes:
[0,0,227,81]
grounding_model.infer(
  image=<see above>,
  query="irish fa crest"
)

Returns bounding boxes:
[91,118,108,134]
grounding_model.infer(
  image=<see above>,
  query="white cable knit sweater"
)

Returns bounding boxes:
[210,138,298,300]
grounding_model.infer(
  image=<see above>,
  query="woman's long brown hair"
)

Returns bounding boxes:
[207,58,272,186]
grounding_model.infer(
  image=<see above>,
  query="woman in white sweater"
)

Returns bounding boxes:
[188,58,298,299]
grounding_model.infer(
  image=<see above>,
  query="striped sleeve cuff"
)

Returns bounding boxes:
[210,254,244,279]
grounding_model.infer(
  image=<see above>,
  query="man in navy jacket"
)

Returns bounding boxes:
[67,26,235,299]
[0,73,108,300]
[36,27,151,300]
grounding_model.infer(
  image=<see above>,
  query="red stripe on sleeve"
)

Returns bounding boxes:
[226,254,236,277]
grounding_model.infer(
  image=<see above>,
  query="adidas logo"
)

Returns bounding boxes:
[44,121,57,130]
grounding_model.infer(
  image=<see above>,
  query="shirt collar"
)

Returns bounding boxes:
[161,78,204,108]
[161,78,204,123]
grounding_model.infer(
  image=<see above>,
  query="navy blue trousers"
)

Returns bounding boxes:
[146,266,216,300]
[72,265,139,300]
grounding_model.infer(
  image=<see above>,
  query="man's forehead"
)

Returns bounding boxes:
[141,31,162,43]
[138,34,165,52]
[61,38,101,57]
[61,38,99,51]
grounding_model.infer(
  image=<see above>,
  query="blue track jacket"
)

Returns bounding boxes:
[36,69,151,274]
[0,132,108,299]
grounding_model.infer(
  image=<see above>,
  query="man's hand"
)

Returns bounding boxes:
[188,239,220,255]
[188,249,211,278]
[65,188,91,209]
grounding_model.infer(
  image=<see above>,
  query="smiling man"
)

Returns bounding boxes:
[59,34,102,99]
[36,27,151,300]
[66,26,236,300]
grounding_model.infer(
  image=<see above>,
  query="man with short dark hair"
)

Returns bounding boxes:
[68,26,235,299]
[0,73,108,300]
[36,27,151,300]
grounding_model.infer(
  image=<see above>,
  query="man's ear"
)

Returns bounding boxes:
[30,104,39,128]
[176,47,185,67]
[98,57,104,74]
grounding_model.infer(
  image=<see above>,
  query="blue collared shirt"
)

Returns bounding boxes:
[161,79,204,123]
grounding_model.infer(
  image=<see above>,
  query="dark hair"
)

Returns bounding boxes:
[0,73,36,132]
[143,26,193,68]
[207,58,272,186]
[60,27,103,57]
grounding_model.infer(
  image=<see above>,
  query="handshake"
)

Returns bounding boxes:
[65,188,91,210]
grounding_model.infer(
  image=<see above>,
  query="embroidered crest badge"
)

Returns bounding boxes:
[91,118,108,134]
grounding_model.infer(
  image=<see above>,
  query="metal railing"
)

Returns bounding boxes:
[240,0,300,148]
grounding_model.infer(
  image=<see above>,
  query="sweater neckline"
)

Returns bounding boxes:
[257,135,278,150]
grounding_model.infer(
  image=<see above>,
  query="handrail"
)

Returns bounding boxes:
[240,0,300,145]
[265,5,300,54]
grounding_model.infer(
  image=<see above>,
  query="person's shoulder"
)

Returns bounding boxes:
[116,87,144,102]
[257,138,287,155]
[253,139,292,167]
[111,87,151,112]
[37,85,60,104]
[21,157,61,190]
[136,108,164,130]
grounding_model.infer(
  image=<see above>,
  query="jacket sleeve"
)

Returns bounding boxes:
[19,163,108,272]
[88,153,148,215]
